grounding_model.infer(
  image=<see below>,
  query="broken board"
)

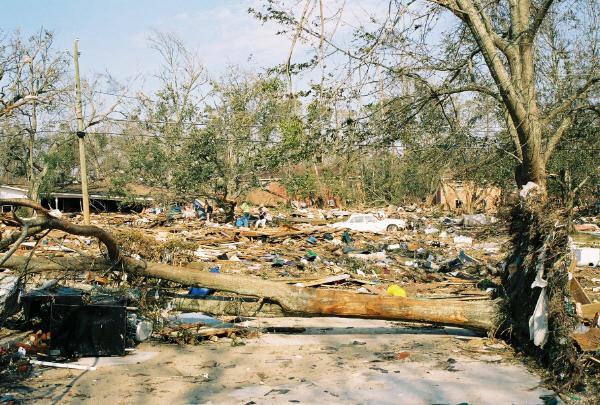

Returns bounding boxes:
[573,328,600,352]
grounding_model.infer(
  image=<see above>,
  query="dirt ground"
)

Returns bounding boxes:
[6,317,561,405]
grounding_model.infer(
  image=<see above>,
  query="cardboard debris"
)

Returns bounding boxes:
[573,328,600,352]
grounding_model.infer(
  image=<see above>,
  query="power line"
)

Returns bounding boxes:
[92,90,146,101]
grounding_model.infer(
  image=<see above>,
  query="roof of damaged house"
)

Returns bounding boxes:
[0,182,157,202]
[49,183,156,202]
[0,185,28,198]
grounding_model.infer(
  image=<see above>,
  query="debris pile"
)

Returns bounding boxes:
[500,184,600,389]
[0,199,598,398]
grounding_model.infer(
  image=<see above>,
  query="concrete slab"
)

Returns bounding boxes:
[7,317,560,404]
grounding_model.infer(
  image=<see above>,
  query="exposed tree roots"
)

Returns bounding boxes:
[499,196,583,388]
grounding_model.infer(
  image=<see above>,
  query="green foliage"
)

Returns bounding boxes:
[171,72,295,201]
[281,172,318,199]
[547,111,600,206]
[38,136,78,197]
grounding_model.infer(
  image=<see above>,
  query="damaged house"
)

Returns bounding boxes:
[0,183,152,213]
[432,179,502,213]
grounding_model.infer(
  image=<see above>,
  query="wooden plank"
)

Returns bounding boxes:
[570,277,592,305]
[573,328,600,352]
[351,278,377,285]
[581,303,600,320]
[302,274,350,287]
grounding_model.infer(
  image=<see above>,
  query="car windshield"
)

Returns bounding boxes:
[348,216,363,223]
[363,215,377,222]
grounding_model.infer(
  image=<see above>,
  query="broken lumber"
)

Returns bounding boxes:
[570,276,592,305]
[581,303,600,321]
[30,360,96,371]
[299,274,350,287]
[573,329,600,352]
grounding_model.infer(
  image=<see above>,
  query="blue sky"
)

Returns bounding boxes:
[0,0,299,87]
[1,0,394,97]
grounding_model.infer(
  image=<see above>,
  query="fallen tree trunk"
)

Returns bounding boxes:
[3,254,497,331]
[170,296,286,317]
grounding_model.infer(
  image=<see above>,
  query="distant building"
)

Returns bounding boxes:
[248,180,341,208]
[432,180,501,212]
[42,184,153,213]
[0,183,154,213]
[0,185,28,212]
[246,181,288,207]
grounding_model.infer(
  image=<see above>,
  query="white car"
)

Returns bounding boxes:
[331,214,406,233]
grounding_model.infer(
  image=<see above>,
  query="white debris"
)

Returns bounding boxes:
[155,231,169,242]
[529,289,549,348]
[574,324,590,335]
[529,246,548,348]
[424,227,440,235]
[348,251,387,261]
[453,235,473,246]
[462,214,488,227]
[0,271,20,320]
[519,182,540,199]
[329,238,342,246]
[474,242,501,253]
[573,247,600,267]
[48,208,62,219]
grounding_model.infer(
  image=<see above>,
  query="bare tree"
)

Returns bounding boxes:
[110,31,209,199]
[0,30,70,201]
[146,31,208,127]
[1,30,129,202]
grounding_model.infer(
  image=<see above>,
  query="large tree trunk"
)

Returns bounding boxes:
[3,254,497,331]
[516,140,548,190]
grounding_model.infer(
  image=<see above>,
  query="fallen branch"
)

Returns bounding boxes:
[0,199,120,263]
[0,225,44,251]
[0,223,29,267]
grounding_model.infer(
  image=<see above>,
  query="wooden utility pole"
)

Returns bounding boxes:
[73,39,90,224]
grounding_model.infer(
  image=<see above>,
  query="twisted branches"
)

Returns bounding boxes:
[0,199,121,264]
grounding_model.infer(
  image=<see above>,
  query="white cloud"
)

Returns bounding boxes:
[126,0,397,90]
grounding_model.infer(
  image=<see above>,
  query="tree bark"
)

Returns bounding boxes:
[169,297,286,317]
[3,254,497,331]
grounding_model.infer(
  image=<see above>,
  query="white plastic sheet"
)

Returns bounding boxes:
[529,247,549,348]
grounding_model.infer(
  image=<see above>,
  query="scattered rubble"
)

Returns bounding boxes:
[1,201,599,401]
